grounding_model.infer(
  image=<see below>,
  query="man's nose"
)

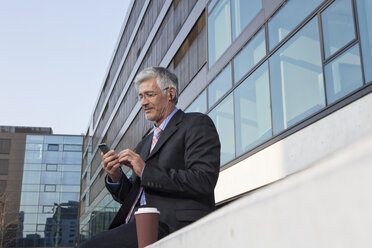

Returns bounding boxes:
[141,96,149,106]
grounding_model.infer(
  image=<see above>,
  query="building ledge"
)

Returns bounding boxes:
[149,131,372,247]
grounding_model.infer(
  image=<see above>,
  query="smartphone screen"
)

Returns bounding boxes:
[98,143,110,154]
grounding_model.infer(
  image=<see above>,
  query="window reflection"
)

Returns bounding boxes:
[270,17,325,134]
[19,135,82,247]
[39,192,59,205]
[25,150,43,163]
[209,93,235,165]
[42,151,62,164]
[47,144,59,151]
[231,0,261,39]
[208,64,232,107]
[234,28,266,83]
[269,0,324,50]
[186,90,207,113]
[20,192,39,205]
[325,44,363,103]
[62,151,82,164]
[61,172,80,185]
[22,171,41,184]
[44,135,63,144]
[321,0,356,59]
[356,0,372,83]
[41,171,61,185]
[208,0,232,66]
[63,136,83,144]
[234,62,272,155]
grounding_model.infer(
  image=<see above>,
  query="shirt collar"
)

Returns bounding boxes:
[153,108,179,132]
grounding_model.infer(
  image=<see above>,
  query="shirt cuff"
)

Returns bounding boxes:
[106,171,123,191]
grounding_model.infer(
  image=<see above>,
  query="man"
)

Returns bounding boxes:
[79,67,220,247]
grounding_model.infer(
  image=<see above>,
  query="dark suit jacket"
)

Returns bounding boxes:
[105,110,220,233]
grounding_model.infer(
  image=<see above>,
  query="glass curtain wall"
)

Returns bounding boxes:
[17,135,82,247]
[202,0,372,166]
[208,0,262,66]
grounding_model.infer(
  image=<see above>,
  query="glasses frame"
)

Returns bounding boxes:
[137,87,170,102]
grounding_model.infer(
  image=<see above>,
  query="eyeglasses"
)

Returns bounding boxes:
[137,87,169,101]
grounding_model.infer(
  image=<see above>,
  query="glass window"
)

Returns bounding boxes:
[208,0,219,13]
[63,144,82,152]
[48,144,59,151]
[26,135,44,143]
[186,90,207,113]
[45,135,63,144]
[44,184,56,192]
[234,62,272,155]
[325,44,363,103]
[42,151,63,164]
[36,224,46,232]
[61,164,81,172]
[21,184,39,192]
[23,213,38,224]
[41,171,61,185]
[322,0,356,59]
[231,0,261,39]
[24,163,41,171]
[60,192,80,203]
[37,213,54,224]
[24,150,43,163]
[62,171,81,185]
[61,185,80,192]
[62,151,82,164]
[22,170,41,184]
[42,205,55,214]
[208,64,232,107]
[234,28,266,83]
[25,143,43,151]
[46,164,58,171]
[20,192,39,205]
[20,205,39,213]
[270,17,325,134]
[268,0,324,50]
[0,159,9,175]
[356,0,372,83]
[208,0,232,66]
[22,224,37,233]
[64,136,83,144]
[39,192,59,205]
[209,93,235,165]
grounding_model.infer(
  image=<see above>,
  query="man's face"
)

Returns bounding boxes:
[138,77,169,125]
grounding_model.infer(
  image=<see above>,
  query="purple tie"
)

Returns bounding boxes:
[125,127,162,224]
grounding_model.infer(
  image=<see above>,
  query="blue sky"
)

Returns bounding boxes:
[0,0,130,135]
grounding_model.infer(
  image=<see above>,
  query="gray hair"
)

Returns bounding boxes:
[134,67,178,104]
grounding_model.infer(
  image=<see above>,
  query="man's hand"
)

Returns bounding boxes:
[118,149,146,177]
[101,150,122,183]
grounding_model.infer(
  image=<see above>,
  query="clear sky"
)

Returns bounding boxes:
[0,0,131,135]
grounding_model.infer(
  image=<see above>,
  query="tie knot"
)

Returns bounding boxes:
[154,127,162,138]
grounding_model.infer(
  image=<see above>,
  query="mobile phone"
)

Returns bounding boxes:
[98,143,110,154]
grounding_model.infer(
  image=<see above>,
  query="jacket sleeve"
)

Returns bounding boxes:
[105,168,136,204]
[141,114,221,197]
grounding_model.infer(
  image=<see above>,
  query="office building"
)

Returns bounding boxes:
[0,126,52,248]
[79,0,372,245]
[0,126,83,247]
[16,134,83,247]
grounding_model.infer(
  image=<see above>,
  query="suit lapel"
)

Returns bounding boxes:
[145,110,184,161]
[139,133,152,159]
